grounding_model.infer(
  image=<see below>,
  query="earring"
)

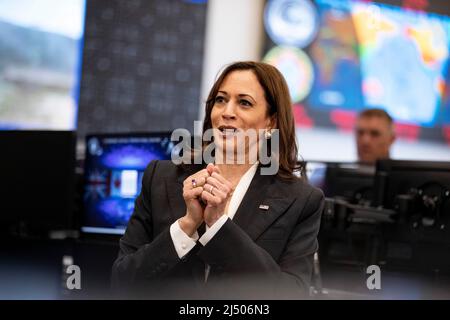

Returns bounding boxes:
[265,129,272,139]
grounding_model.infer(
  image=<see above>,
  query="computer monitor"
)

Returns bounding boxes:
[262,0,450,146]
[81,132,175,235]
[373,159,450,217]
[0,131,77,237]
[372,160,450,272]
[323,162,375,205]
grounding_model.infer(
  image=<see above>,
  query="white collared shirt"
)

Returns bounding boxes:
[169,162,259,259]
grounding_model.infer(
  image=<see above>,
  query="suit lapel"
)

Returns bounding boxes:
[233,169,297,241]
[232,171,271,229]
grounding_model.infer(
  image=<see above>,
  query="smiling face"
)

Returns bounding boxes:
[210,70,274,162]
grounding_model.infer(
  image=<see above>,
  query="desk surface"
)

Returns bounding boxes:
[0,237,118,299]
[1,236,450,300]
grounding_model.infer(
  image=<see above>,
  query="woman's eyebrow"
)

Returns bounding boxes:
[217,91,256,103]
[238,93,256,103]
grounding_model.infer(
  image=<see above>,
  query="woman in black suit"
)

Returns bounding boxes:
[111,61,324,299]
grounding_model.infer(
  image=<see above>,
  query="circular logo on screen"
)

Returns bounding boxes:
[263,46,314,103]
[264,0,319,48]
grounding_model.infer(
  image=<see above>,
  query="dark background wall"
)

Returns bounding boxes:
[77,0,207,139]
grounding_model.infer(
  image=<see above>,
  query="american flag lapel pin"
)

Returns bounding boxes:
[259,204,269,211]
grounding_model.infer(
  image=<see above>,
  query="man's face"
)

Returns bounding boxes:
[355,116,395,164]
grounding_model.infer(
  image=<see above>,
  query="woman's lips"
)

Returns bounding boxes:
[221,129,236,137]
[217,126,239,139]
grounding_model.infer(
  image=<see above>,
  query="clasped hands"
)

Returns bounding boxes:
[179,163,233,237]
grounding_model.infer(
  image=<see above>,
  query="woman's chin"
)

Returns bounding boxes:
[214,146,251,165]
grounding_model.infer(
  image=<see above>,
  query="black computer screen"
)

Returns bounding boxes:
[323,162,375,205]
[0,131,76,236]
[371,160,450,272]
[374,159,450,211]
[81,132,175,235]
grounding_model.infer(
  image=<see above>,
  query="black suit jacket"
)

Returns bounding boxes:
[111,160,324,299]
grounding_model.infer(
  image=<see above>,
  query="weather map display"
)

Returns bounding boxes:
[353,2,448,127]
[82,133,174,234]
[262,0,450,144]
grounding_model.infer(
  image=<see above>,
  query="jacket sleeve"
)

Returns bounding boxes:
[197,187,324,299]
[110,160,182,293]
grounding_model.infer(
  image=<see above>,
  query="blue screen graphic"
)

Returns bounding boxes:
[82,133,174,234]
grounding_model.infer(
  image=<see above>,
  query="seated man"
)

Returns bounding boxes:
[355,108,396,164]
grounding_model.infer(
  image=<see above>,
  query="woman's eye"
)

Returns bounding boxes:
[214,96,225,103]
[240,99,252,107]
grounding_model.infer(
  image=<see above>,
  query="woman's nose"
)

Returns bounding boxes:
[221,101,236,120]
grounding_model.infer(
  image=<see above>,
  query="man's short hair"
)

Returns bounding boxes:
[358,108,393,125]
